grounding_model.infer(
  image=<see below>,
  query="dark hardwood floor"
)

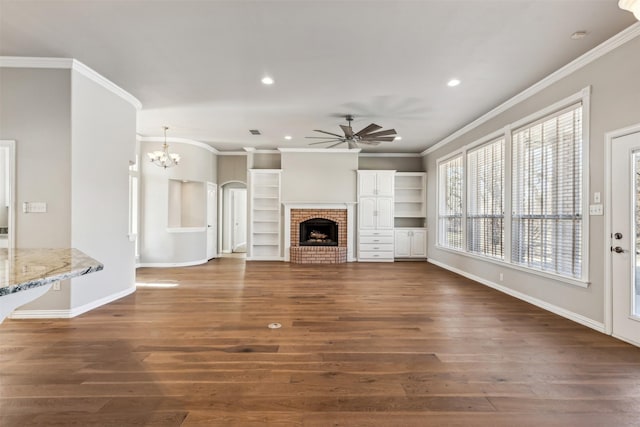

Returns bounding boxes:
[2,258,640,426]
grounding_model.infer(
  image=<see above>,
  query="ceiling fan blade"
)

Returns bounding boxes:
[308,139,341,145]
[305,136,344,139]
[362,129,397,138]
[361,136,396,142]
[313,129,343,138]
[340,124,354,138]
[327,141,346,148]
[355,123,382,137]
[347,140,358,149]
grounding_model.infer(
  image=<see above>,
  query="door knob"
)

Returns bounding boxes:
[611,246,626,253]
[614,232,623,240]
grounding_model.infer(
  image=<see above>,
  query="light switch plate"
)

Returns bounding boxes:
[23,202,47,213]
[589,204,603,215]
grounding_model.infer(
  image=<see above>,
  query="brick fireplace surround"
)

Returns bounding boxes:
[290,209,347,264]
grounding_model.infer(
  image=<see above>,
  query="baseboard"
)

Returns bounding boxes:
[137,259,208,268]
[613,333,640,348]
[428,259,606,333]
[9,286,136,320]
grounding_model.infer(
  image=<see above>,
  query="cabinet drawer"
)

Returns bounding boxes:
[359,243,393,252]
[359,235,394,244]
[359,251,395,261]
[359,230,393,237]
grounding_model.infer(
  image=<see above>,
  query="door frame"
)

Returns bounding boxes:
[229,187,247,252]
[206,182,218,260]
[0,140,16,249]
[604,122,640,337]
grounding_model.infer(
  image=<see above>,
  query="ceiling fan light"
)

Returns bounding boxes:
[619,0,640,19]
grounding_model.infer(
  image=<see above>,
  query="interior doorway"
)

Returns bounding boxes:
[607,125,640,347]
[220,182,247,255]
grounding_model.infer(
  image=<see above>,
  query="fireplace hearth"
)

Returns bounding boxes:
[299,218,338,246]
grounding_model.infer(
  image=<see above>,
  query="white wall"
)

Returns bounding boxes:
[140,141,217,265]
[423,34,640,326]
[70,69,137,309]
[281,151,359,203]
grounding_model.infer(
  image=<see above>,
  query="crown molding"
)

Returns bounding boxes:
[138,135,219,154]
[421,21,640,157]
[0,56,142,110]
[359,152,422,157]
[217,151,248,156]
[278,148,361,153]
[243,147,280,153]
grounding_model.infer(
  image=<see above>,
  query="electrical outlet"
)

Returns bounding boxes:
[593,192,601,203]
[52,282,61,291]
[499,273,504,281]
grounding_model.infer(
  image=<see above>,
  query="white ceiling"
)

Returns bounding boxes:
[0,1,635,153]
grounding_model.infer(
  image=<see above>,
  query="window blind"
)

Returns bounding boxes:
[511,104,583,278]
[467,138,504,258]
[438,155,464,249]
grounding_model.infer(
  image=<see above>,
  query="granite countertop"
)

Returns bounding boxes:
[0,248,104,297]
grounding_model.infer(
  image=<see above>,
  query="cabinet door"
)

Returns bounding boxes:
[358,172,378,197]
[394,230,411,257]
[358,197,377,229]
[410,229,427,257]
[376,172,394,197]
[376,197,394,229]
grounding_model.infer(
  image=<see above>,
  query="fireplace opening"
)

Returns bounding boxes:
[299,218,338,246]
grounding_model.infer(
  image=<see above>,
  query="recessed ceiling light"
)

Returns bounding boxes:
[394,136,402,141]
[261,76,274,85]
[570,31,587,40]
[284,135,292,140]
[447,79,461,87]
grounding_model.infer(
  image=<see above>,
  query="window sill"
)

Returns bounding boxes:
[433,245,590,289]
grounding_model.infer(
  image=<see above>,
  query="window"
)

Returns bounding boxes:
[438,155,464,249]
[511,104,583,278]
[129,156,140,259]
[467,138,504,258]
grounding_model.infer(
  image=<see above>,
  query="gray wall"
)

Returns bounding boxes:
[252,153,281,169]
[0,68,72,310]
[70,70,137,309]
[281,151,359,203]
[218,155,247,184]
[0,68,72,249]
[423,35,640,325]
[140,141,217,264]
[359,156,424,172]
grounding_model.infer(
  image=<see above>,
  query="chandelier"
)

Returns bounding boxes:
[619,0,640,20]
[147,126,180,169]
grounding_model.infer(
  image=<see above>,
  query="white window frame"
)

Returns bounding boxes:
[437,152,465,250]
[466,136,505,259]
[435,87,590,287]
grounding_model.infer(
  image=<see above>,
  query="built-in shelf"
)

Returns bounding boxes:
[394,172,426,218]
[248,169,282,260]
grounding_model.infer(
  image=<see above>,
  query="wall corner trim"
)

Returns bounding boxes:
[0,56,142,110]
[9,286,136,320]
[428,258,606,334]
[421,22,640,157]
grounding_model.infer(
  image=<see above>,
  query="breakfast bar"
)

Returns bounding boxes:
[0,248,103,323]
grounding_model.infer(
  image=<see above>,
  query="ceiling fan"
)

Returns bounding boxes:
[305,115,397,149]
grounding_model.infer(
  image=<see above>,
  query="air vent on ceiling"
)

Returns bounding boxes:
[249,129,261,135]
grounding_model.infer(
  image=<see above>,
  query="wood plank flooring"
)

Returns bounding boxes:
[2,259,640,426]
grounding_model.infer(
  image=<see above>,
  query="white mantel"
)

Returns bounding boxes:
[282,202,357,262]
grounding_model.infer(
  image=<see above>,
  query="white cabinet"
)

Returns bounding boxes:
[357,170,395,262]
[394,228,427,258]
[248,169,281,260]
[394,172,426,218]
[358,170,394,197]
[358,197,393,230]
